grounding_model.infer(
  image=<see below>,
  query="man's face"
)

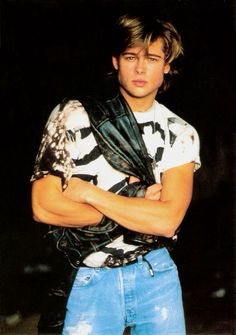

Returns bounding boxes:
[112,38,170,105]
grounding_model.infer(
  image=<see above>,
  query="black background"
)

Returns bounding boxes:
[0,0,235,331]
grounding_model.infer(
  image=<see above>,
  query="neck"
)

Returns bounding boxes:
[119,89,156,112]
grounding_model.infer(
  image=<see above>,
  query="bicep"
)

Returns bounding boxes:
[31,174,66,220]
[160,162,195,222]
[31,174,103,226]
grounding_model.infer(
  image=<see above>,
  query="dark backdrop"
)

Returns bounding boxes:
[0,0,235,327]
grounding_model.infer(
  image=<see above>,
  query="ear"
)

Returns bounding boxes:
[164,63,170,74]
[112,56,119,70]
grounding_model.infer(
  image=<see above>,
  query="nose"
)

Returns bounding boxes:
[135,58,146,74]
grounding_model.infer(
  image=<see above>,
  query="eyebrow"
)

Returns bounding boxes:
[148,53,163,59]
[122,52,163,59]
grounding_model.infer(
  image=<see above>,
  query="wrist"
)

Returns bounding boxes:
[83,183,101,205]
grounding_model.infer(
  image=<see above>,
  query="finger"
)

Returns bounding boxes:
[129,176,140,184]
[145,188,161,200]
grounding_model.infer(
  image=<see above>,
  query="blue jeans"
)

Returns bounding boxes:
[62,248,186,335]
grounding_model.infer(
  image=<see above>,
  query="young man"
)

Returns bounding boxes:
[31,14,200,335]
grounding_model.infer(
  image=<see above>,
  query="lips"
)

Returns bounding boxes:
[132,80,147,87]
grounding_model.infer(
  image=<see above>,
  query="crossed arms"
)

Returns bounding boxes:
[31,162,194,238]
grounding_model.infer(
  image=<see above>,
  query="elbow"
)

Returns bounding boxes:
[31,183,47,223]
[31,198,40,222]
[31,197,52,224]
[159,214,184,238]
[163,226,178,238]
[32,213,41,222]
[31,203,45,223]
[32,206,45,223]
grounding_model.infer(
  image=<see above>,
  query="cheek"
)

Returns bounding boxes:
[118,67,131,83]
[150,70,165,85]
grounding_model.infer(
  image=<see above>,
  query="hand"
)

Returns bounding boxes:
[129,176,162,200]
[145,183,162,200]
[64,177,90,203]
[128,176,140,183]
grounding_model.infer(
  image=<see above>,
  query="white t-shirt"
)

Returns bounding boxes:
[31,98,200,267]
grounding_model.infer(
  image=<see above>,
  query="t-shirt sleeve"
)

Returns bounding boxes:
[162,125,201,172]
[30,101,78,189]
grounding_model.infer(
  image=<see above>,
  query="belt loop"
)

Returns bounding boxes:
[137,255,143,265]
[143,257,154,277]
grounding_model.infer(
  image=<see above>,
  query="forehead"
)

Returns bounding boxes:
[124,38,165,56]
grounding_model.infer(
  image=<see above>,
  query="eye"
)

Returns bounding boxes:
[148,57,159,63]
[124,56,136,61]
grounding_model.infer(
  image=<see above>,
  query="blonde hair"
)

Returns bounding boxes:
[112,14,184,91]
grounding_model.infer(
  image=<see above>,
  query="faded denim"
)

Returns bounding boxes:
[62,247,186,335]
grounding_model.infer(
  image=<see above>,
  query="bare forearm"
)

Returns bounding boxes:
[84,187,178,237]
[62,176,173,235]
[79,163,194,237]
[32,197,103,227]
[31,176,103,227]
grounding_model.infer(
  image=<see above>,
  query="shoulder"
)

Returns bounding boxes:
[155,102,201,172]
[48,99,90,131]
[154,100,199,137]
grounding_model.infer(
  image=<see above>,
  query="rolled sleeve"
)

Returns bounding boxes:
[162,126,201,172]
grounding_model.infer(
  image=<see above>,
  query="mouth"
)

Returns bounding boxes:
[132,80,147,87]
